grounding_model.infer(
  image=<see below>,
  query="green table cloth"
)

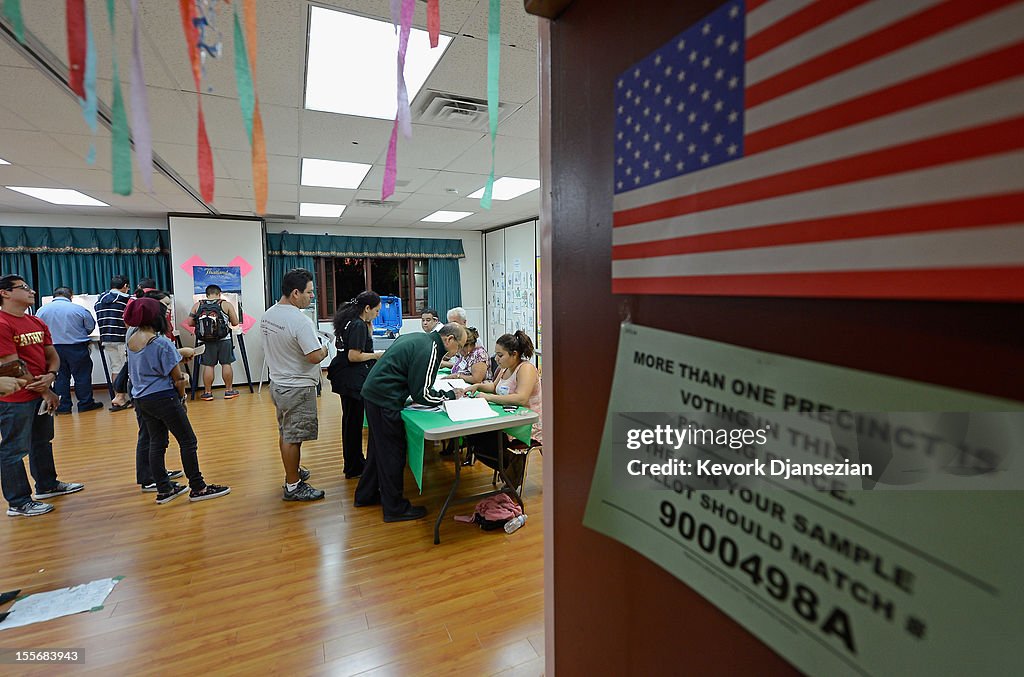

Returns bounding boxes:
[401,403,534,491]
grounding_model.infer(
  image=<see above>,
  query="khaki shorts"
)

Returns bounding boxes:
[270,384,318,443]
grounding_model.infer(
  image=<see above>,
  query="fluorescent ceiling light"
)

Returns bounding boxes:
[468,177,540,200]
[422,210,472,223]
[300,202,346,218]
[305,6,452,119]
[5,186,108,206]
[301,158,372,189]
[0,157,9,165]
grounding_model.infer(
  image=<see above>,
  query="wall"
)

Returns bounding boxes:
[541,2,1024,676]
[0,213,166,229]
[265,223,485,334]
[484,219,539,351]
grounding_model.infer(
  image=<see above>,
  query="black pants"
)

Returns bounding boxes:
[134,395,204,493]
[340,394,366,477]
[53,343,96,412]
[355,401,410,516]
[114,363,130,395]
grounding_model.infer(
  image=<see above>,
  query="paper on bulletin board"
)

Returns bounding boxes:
[583,323,1023,676]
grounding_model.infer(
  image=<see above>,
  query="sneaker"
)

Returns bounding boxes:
[223,390,240,400]
[34,481,84,500]
[7,500,54,517]
[141,471,184,492]
[78,401,103,413]
[155,483,189,504]
[298,465,311,482]
[282,481,325,502]
[200,392,214,401]
[190,484,230,502]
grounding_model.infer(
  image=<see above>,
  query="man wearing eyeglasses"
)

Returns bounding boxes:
[355,322,466,523]
[0,275,84,517]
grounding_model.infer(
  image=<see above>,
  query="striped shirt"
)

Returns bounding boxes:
[95,289,130,343]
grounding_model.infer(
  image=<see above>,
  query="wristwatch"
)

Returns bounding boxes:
[46,370,58,378]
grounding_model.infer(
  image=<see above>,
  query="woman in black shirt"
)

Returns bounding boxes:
[328,291,384,478]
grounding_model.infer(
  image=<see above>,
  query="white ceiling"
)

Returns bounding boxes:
[0,0,541,230]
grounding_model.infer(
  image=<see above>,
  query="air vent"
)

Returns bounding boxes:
[414,90,519,132]
[355,199,402,208]
[264,213,297,222]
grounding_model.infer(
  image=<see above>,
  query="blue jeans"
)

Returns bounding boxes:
[54,343,96,412]
[134,395,204,493]
[0,400,59,508]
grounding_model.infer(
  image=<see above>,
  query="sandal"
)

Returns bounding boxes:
[109,401,133,411]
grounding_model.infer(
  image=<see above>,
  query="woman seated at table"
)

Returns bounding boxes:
[463,330,542,488]
[442,326,489,384]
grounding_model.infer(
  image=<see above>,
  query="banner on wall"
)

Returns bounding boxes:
[583,323,1023,676]
[192,266,242,294]
[611,1,1024,300]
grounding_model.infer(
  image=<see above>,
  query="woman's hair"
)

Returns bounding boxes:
[464,326,479,348]
[496,330,534,361]
[143,289,169,302]
[333,290,381,336]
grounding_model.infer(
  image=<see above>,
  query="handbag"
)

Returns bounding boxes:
[0,359,27,378]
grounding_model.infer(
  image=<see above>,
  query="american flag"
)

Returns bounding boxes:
[612,0,1024,300]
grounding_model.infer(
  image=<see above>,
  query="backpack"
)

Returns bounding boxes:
[194,300,230,342]
[471,493,523,531]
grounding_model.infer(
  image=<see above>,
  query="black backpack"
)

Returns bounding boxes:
[194,300,230,342]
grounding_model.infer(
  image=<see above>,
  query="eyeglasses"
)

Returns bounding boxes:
[7,284,33,292]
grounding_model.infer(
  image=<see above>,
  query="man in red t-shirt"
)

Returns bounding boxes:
[0,275,84,517]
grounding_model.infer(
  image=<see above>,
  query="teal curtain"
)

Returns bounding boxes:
[267,255,315,302]
[0,253,35,291]
[266,233,464,259]
[0,226,169,296]
[427,258,462,315]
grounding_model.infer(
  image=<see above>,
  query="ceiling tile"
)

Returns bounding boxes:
[423,37,538,105]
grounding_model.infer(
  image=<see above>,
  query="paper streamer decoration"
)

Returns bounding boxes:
[107,0,132,195]
[382,0,415,200]
[80,11,97,165]
[179,0,215,203]
[129,0,153,191]
[427,0,440,48]
[2,0,25,43]
[244,0,267,215]
[232,12,254,139]
[66,0,87,98]
[480,0,501,209]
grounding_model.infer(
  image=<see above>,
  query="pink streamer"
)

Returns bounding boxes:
[383,0,415,199]
[129,0,153,190]
[382,119,399,200]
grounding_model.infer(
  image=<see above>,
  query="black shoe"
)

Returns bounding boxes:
[78,401,104,413]
[0,589,20,605]
[353,495,381,507]
[383,505,427,523]
[344,468,364,479]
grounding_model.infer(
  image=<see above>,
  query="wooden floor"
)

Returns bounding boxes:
[0,387,545,676]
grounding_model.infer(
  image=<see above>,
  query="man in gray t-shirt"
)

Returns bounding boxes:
[260,268,328,502]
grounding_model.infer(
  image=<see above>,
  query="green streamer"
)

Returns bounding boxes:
[107,0,131,195]
[480,0,500,209]
[233,8,255,142]
[2,0,24,43]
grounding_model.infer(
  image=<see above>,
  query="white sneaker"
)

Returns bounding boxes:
[7,500,54,517]
[34,481,84,500]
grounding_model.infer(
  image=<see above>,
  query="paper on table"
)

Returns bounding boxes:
[433,378,470,391]
[444,397,498,422]
[0,577,121,630]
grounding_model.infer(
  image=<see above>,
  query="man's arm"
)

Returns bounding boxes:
[182,301,200,330]
[81,307,96,335]
[25,345,59,393]
[408,343,453,406]
[225,301,239,327]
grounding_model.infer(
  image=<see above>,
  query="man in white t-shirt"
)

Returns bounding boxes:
[260,268,328,502]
